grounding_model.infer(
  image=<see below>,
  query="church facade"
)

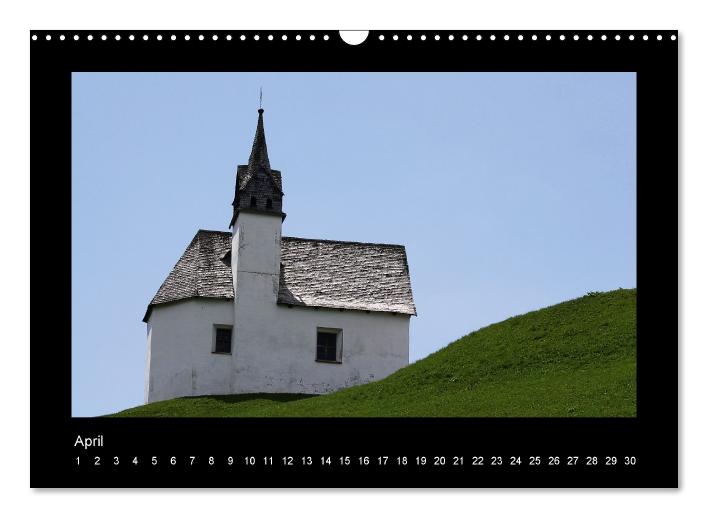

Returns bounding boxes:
[143,108,416,404]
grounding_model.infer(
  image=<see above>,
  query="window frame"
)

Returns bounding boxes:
[212,324,233,355]
[315,327,343,364]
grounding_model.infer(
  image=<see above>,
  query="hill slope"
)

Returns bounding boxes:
[113,289,636,417]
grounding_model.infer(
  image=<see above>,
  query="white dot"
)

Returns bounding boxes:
[87,35,93,41]
[518,35,523,41]
[281,35,287,41]
[31,34,37,41]
[449,35,454,41]
[587,35,593,41]
[213,35,218,41]
[421,35,427,41]
[476,35,482,41]
[629,35,635,41]
[295,34,301,41]
[74,35,80,41]
[545,34,551,41]
[199,34,204,41]
[657,35,663,40]
[60,34,65,40]
[601,35,607,41]
[254,35,260,41]
[573,34,579,41]
[267,35,273,41]
[643,34,648,41]
[532,34,537,41]
[393,34,399,41]
[171,35,176,41]
[45,34,52,41]
[462,35,468,41]
[115,35,121,41]
[491,35,496,41]
[432,34,438,41]
[616,35,622,41]
[227,35,232,41]
[309,34,315,41]
[560,34,566,41]
[671,34,677,41]
[241,35,246,41]
[143,34,148,41]
[185,35,191,41]
[323,35,329,40]
[128,35,134,41]
[504,34,509,41]
[102,35,107,41]
[379,34,384,41]
[406,35,412,41]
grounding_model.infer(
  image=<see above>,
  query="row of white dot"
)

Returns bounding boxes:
[31,33,677,42]
[32,33,330,41]
[381,33,675,41]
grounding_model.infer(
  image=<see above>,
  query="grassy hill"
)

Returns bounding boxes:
[112,289,636,418]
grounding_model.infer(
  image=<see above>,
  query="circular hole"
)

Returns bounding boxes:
[143,34,148,41]
[490,35,496,40]
[227,35,232,40]
[421,35,427,41]
[573,34,579,41]
[268,35,273,41]
[74,35,80,41]
[643,34,648,41]
[88,35,93,41]
[198,34,204,41]
[157,35,163,41]
[213,35,218,41]
[587,35,593,41]
[295,34,301,40]
[240,35,246,41]
[185,35,191,41]
[462,34,468,41]
[46,34,52,41]
[532,34,537,40]
[324,34,329,40]
[504,34,509,41]
[657,35,663,40]
[309,34,315,41]
[616,35,622,41]
[254,35,260,41]
[171,35,176,41]
[671,34,677,41]
[629,35,634,41]
[476,35,482,41]
[432,34,438,41]
[32,34,37,41]
[129,35,134,41]
[518,35,523,41]
[393,34,399,40]
[601,35,607,40]
[281,35,287,41]
[449,35,454,41]
[560,34,566,41]
[379,34,384,41]
[545,34,551,41]
[102,35,107,41]
[60,34,65,40]
[116,35,121,41]
[406,34,412,41]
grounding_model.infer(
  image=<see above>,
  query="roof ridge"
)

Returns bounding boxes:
[282,236,406,249]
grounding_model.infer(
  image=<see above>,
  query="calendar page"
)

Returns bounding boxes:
[30,29,677,488]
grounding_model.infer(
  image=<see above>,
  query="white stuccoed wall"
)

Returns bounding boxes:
[145,210,410,403]
[145,298,234,403]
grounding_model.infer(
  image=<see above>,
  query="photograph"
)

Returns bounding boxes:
[71,71,637,419]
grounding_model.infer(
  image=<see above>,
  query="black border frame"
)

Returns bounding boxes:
[30,30,678,488]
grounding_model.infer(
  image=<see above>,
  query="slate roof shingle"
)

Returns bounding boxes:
[143,230,416,322]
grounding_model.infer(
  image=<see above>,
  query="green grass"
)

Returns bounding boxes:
[112,289,636,417]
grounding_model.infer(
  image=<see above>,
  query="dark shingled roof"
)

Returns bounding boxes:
[143,230,416,322]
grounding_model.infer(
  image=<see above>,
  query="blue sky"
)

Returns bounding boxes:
[71,72,636,417]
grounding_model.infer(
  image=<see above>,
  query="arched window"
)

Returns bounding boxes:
[250,196,257,208]
[266,198,273,209]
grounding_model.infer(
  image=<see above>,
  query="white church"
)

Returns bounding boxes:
[143,108,416,404]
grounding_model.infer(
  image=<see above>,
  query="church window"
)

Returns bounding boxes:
[316,328,342,363]
[250,196,257,208]
[266,198,273,209]
[213,325,232,354]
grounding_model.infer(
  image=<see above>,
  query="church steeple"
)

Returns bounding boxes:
[230,108,285,228]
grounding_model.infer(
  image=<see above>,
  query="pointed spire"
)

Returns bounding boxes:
[247,106,271,173]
